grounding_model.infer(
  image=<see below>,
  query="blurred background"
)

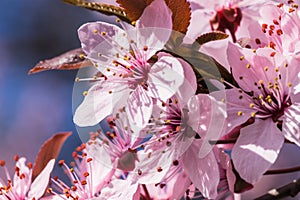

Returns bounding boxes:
[0,0,300,199]
[0,0,117,178]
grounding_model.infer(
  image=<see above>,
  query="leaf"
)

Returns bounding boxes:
[196,32,229,46]
[32,132,72,181]
[63,0,131,23]
[29,48,91,74]
[165,0,191,34]
[165,32,237,87]
[117,0,191,33]
[116,0,153,21]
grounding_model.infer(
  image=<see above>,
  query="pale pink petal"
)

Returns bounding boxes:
[28,159,55,199]
[148,56,184,101]
[183,141,219,199]
[135,0,172,60]
[282,103,300,146]
[85,138,114,193]
[186,10,213,41]
[99,179,139,200]
[78,22,129,64]
[225,88,254,133]
[232,119,284,184]
[13,157,31,197]
[157,52,197,103]
[188,94,226,157]
[127,85,153,129]
[129,142,174,184]
[73,81,129,127]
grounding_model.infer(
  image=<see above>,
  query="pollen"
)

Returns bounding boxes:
[237,111,243,116]
[240,56,244,61]
[270,52,276,57]
[116,18,120,23]
[93,29,98,33]
[108,90,112,94]
[264,66,269,71]
[83,91,88,96]
[249,103,255,108]
[75,77,80,82]
[100,31,106,36]
[143,46,148,51]
[251,112,256,117]
[275,67,279,72]
[246,64,251,69]
[131,21,136,26]
[287,82,292,87]
[79,54,85,59]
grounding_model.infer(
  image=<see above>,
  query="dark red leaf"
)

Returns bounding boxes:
[116,0,153,21]
[32,132,72,181]
[63,0,131,23]
[29,48,92,74]
[196,31,229,46]
[165,0,191,33]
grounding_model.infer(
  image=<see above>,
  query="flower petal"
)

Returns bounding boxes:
[148,56,184,101]
[73,81,129,127]
[78,22,129,65]
[232,119,284,184]
[282,103,300,146]
[134,0,172,60]
[225,88,254,133]
[127,85,153,129]
[183,140,219,199]
[188,94,226,158]
[28,159,55,199]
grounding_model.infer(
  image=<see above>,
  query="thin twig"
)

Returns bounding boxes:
[142,184,151,200]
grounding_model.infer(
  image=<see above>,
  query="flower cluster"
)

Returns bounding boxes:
[4,0,300,199]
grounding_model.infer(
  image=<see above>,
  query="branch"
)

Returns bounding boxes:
[254,178,300,200]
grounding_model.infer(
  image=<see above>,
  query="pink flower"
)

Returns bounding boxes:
[46,139,115,199]
[0,157,55,199]
[73,0,184,129]
[187,0,272,42]
[224,42,300,184]
[127,56,227,198]
[241,2,300,59]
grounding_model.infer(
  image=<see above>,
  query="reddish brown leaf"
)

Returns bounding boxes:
[32,132,72,181]
[116,0,153,21]
[63,0,131,23]
[117,0,191,33]
[196,31,229,46]
[29,48,92,74]
[165,0,191,34]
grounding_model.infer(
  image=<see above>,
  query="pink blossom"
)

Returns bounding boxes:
[127,57,226,198]
[74,0,185,129]
[224,42,300,184]
[187,0,272,42]
[241,2,300,59]
[0,157,55,200]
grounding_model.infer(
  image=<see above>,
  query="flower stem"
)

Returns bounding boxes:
[142,184,151,200]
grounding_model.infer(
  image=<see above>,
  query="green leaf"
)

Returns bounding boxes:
[32,132,72,181]
[63,0,131,23]
[165,32,237,88]
[196,32,229,46]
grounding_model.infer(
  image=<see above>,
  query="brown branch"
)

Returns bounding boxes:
[209,139,295,145]
[264,166,300,175]
[254,178,300,200]
[142,184,151,200]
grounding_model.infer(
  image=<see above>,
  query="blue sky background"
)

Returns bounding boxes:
[0,0,116,177]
